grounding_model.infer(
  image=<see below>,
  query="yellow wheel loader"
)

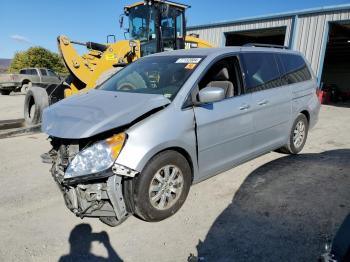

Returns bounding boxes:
[24,0,213,125]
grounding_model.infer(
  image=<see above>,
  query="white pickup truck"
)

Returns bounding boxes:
[0,68,61,95]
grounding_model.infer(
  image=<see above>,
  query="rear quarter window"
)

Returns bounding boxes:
[279,54,311,84]
[240,52,282,92]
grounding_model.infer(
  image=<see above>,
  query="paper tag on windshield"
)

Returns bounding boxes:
[176,58,202,64]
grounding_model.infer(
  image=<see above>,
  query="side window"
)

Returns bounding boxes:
[176,13,183,38]
[195,56,243,100]
[280,54,312,84]
[30,69,38,75]
[19,69,26,74]
[241,52,281,92]
[40,69,47,76]
[47,70,57,77]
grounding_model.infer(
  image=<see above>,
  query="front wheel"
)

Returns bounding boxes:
[278,113,309,154]
[132,150,192,222]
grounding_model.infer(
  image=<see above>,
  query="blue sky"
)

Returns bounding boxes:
[1,0,349,58]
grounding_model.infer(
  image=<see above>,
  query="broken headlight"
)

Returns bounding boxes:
[65,133,126,179]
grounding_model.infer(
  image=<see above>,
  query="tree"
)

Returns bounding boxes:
[8,46,68,74]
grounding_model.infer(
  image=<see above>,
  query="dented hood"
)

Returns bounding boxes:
[42,89,170,139]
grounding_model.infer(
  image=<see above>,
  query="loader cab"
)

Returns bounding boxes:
[125,0,188,56]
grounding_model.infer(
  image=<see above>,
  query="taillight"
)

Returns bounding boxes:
[316,87,322,103]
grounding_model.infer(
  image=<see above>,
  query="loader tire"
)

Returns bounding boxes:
[24,86,49,125]
[21,82,32,94]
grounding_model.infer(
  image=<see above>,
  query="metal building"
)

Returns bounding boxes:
[187,4,350,95]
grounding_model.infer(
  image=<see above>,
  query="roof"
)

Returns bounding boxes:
[125,0,190,10]
[188,3,350,30]
[149,46,300,57]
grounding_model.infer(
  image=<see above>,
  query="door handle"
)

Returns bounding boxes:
[239,104,250,110]
[258,100,268,106]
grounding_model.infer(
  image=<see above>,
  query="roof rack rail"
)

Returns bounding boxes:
[243,43,289,49]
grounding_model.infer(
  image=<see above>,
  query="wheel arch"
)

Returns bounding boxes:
[21,79,31,85]
[158,146,195,183]
[300,109,310,123]
[130,144,196,183]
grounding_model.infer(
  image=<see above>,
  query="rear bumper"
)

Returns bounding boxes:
[0,82,20,90]
[309,97,321,130]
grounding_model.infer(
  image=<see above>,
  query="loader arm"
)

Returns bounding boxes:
[185,35,214,48]
[58,35,140,97]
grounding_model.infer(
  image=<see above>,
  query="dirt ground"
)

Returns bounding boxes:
[0,104,349,262]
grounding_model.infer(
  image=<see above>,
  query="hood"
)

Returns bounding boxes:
[42,89,170,139]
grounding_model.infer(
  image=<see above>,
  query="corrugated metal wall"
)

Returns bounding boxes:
[187,9,350,79]
[188,17,293,47]
[295,11,350,77]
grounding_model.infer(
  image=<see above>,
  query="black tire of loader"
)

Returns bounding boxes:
[24,86,49,125]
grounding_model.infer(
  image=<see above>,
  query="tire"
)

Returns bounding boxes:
[21,82,32,94]
[278,113,309,154]
[0,90,11,95]
[24,86,49,125]
[132,150,192,222]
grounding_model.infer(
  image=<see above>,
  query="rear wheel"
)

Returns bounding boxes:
[132,150,192,222]
[278,113,309,154]
[24,86,49,125]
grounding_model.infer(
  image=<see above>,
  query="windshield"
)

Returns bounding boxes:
[98,56,204,100]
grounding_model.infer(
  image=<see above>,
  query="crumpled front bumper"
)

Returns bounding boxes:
[52,168,128,220]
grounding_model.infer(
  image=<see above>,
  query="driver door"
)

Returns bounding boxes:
[193,56,254,179]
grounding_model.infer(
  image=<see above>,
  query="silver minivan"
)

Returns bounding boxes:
[42,46,320,226]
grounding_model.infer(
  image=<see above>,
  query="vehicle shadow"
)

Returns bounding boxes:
[59,223,122,262]
[193,149,350,262]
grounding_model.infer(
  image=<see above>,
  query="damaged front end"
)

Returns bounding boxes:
[49,134,138,227]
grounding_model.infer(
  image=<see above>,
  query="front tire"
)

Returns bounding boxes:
[278,113,309,154]
[133,150,192,222]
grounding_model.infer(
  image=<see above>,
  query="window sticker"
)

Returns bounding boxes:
[175,58,202,64]
[185,63,197,70]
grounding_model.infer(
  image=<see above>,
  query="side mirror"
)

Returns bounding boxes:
[198,87,225,104]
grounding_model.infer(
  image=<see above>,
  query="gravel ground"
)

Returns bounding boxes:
[0,104,349,262]
[0,93,24,120]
